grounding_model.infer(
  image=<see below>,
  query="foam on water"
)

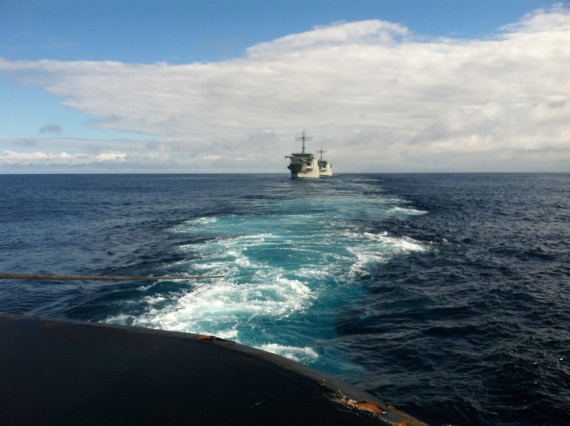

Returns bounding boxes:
[105,178,428,363]
[106,275,314,332]
[257,343,319,364]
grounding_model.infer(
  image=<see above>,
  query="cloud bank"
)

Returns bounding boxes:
[1,5,569,172]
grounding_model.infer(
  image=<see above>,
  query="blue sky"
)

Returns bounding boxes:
[3,1,556,62]
[1,0,569,172]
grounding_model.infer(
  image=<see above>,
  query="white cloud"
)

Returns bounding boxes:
[1,5,570,172]
[246,20,409,57]
[1,150,127,165]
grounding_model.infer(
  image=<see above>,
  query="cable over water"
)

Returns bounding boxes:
[0,272,223,281]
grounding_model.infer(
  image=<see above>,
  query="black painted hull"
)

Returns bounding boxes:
[0,313,427,425]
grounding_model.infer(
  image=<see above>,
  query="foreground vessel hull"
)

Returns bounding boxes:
[0,313,427,425]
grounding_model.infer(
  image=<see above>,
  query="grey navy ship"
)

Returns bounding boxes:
[286,131,333,179]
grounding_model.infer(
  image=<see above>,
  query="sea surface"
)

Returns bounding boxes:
[1,173,569,425]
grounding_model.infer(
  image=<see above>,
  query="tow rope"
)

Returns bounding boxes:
[0,272,223,281]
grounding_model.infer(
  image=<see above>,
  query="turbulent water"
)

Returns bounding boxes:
[1,173,569,425]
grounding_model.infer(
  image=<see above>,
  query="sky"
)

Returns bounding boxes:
[1,0,569,173]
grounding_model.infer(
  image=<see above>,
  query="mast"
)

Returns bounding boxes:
[317,147,326,161]
[295,130,312,153]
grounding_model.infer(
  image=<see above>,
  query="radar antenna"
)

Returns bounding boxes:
[295,130,312,153]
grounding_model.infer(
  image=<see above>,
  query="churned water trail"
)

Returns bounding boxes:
[104,176,428,369]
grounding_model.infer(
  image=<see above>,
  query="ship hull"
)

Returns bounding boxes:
[0,313,427,426]
[287,156,320,179]
[319,161,333,177]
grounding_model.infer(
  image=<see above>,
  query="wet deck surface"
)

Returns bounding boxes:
[1,313,427,425]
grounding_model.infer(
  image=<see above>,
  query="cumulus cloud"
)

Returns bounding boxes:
[1,5,569,172]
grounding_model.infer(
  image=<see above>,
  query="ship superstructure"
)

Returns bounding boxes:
[317,148,333,177]
[286,131,333,179]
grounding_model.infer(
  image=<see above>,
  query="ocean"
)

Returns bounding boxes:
[1,173,569,426]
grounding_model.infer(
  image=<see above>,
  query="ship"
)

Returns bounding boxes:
[318,147,333,177]
[286,131,333,179]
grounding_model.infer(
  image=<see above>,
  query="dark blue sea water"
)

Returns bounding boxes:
[1,173,569,425]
